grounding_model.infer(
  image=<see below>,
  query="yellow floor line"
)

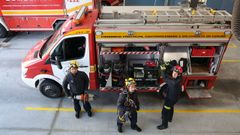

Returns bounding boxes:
[222,60,240,63]
[175,109,240,113]
[228,43,238,48]
[25,107,240,113]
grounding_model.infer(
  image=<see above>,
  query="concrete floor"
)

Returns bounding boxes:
[0,32,240,135]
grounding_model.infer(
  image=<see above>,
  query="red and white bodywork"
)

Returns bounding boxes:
[22,8,98,92]
[22,5,233,99]
[0,0,122,34]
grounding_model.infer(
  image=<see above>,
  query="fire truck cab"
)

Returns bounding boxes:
[21,5,232,99]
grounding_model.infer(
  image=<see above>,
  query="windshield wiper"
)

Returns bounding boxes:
[39,35,52,58]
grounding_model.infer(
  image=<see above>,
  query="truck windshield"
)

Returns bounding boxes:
[39,30,62,58]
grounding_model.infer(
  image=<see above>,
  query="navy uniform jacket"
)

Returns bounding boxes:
[62,71,89,96]
[161,71,182,103]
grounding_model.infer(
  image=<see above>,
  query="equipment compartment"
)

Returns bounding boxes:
[98,45,160,88]
[128,59,159,87]
[190,58,212,73]
[189,45,225,75]
[184,76,217,99]
[163,46,190,74]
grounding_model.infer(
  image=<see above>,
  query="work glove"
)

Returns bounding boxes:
[160,61,170,70]
[160,64,166,70]
[165,61,170,66]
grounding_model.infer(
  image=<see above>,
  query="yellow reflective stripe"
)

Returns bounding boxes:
[96,32,230,39]
[2,10,64,15]
[228,43,238,48]
[64,29,92,36]
[222,60,240,63]
[164,106,171,110]
[1,2,92,16]
[118,115,126,122]
[90,65,96,73]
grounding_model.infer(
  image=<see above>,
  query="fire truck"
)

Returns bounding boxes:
[0,0,122,38]
[21,1,237,99]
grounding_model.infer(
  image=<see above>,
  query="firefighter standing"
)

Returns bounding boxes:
[157,65,183,130]
[117,78,142,133]
[63,61,92,119]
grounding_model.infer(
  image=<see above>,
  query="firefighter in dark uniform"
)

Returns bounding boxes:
[117,78,142,133]
[157,65,183,130]
[63,61,92,119]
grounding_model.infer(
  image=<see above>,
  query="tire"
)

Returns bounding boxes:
[232,0,240,41]
[39,80,63,98]
[102,1,110,6]
[53,21,64,31]
[0,24,7,38]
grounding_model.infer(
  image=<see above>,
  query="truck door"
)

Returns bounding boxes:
[50,34,90,82]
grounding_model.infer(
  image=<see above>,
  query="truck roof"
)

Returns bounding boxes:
[60,6,232,44]
[62,9,99,36]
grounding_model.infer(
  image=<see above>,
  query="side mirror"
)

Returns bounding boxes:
[55,56,62,69]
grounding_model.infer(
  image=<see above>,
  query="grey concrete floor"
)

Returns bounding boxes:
[0,32,240,135]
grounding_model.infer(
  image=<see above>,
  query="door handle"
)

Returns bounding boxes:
[79,65,88,68]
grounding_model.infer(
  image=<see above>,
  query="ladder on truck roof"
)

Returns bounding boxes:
[94,6,232,44]
[95,6,232,26]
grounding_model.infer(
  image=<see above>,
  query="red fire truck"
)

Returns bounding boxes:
[21,2,234,99]
[0,0,122,38]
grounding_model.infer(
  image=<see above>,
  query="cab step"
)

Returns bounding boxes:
[186,89,212,99]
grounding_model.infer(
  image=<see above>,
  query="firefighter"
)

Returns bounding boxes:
[157,65,183,130]
[63,60,92,119]
[117,78,142,133]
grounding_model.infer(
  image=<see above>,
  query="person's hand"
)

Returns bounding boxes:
[163,92,167,98]
[136,106,140,111]
[181,85,185,92]
[125,107,131,112]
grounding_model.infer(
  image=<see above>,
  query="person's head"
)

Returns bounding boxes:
[125,78,136,93]
[69,60,79,75]
[172,66,183,79]
[69,64,78,75]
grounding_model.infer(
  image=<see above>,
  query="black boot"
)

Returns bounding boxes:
[131,125,142,132]
[157,124,168,130]
[87,111,92,117]
[118,126,123,133]
[75,112,80,119]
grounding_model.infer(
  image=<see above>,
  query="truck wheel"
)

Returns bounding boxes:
[0,25,7,38]
[53,21,64,31]
[39,80,63,98]
[102,1,110,6]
